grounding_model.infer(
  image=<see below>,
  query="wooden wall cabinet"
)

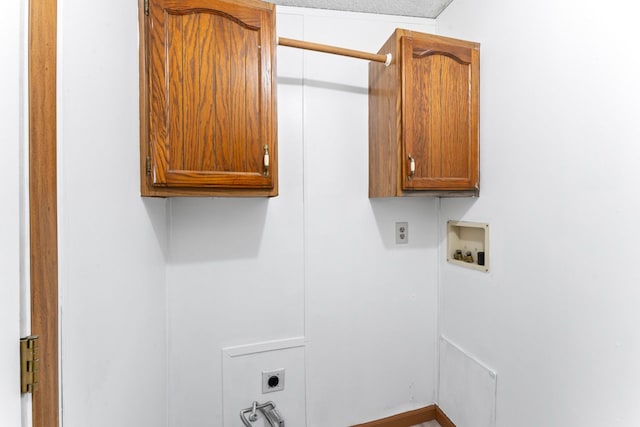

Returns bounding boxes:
[140,0,277,197]
[369,29,480,197]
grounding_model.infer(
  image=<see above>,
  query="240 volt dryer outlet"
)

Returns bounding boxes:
[262,369,285,393]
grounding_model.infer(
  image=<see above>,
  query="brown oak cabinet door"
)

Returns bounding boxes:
[369,29,479,198]
[144,0,277,196]
[401,35,479,192]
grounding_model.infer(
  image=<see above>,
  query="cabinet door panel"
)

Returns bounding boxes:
[401,36,478,191]
[148,0,275,189]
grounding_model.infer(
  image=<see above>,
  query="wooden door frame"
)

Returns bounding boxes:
[29,0,59,425]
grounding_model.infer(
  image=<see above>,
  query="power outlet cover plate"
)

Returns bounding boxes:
[396,222,408,244]
[262,369,285,393]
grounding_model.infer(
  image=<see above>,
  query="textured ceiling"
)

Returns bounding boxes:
[267,0,454,18]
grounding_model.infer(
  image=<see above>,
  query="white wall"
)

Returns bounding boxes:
[436,1,640,426]
[58,0,168,426]
[0,0,25,425]
[166,8,439,427]
[301,11,438,426]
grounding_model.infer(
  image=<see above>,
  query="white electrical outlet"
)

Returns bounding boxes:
[396,222,408,244]
[262,369,285,393]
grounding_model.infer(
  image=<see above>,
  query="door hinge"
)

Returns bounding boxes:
[144,0,149,16]
[20,336,40,394]
[146,155,151,176]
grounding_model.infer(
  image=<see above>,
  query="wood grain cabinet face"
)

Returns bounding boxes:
[141,0,277,197]
[369,30,479,197]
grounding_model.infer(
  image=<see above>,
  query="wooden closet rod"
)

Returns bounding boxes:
[278,37,392,66]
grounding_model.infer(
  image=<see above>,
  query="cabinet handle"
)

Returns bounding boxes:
[408,154,415,181]
[263,145,270,177]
